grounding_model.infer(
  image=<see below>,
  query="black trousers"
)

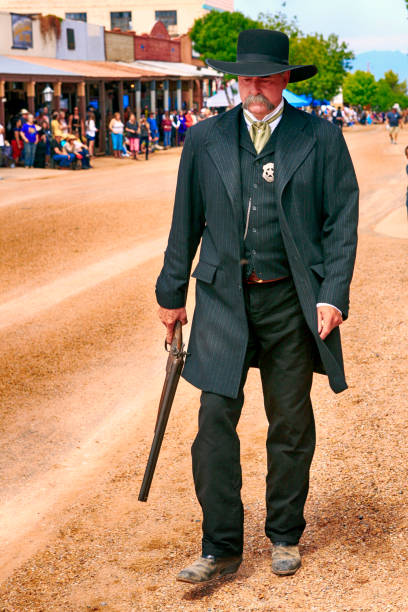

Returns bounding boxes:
[191,277,316,558]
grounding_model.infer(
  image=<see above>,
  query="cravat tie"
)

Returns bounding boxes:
[244,107,284,154]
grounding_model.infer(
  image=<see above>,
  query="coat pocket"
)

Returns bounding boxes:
[191,260,217,284]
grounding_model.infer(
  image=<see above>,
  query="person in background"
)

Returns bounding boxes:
[33,120,50,168]
[71,136,91,169]
[51,134,75,169]
[37,106,50,127]
[0,122,6,167]
[386,104,402,144]
[139,116,150,161]
[147,112,160,151]
[334,107,344,130]
[125,113,140,160]
[109,112,124,159]
[20,109,29,125]
[69,106,84,140]
[85,111,98,157]
[51,111,61,138]
[59,110,69,136]
[171,110,180,147]
[124,105,132,124]
[178,110,187,145]
[11,118,23,165]
[42,106,50,126]
[20,113,38,168]
[161,112,172,149]
[185,110,194,130]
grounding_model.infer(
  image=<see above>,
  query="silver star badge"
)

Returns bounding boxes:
[262,162,275,183]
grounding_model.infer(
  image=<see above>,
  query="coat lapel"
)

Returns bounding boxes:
[206,105,243,229]
[274,102,316,201]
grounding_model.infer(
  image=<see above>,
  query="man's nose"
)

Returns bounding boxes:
[248,79,263,95]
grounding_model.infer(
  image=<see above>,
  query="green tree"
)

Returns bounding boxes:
[376,70,408,110]
[189,11,261,64]
[258,12,353,100]
[258,10,301,38]
[342,71,378,106]
[289,33,353,100]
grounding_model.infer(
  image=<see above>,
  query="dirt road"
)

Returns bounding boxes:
[0,125,407,611]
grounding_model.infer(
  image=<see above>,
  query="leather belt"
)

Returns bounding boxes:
[244,271,289,284]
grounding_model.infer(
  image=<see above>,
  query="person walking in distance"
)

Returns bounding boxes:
[386,104,402,144]
[156,29,359,582]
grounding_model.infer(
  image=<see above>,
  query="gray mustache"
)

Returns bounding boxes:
[243,94,275,111]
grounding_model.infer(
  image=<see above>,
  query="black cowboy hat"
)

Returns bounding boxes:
[206,30,317,82]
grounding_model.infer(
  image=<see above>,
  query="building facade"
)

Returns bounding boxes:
[0,0,234,37]
[0,12,105,61]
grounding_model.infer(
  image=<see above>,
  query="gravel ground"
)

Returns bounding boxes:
[0,126,407,611]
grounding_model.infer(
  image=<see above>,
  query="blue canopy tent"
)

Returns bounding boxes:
[282,89,309,107]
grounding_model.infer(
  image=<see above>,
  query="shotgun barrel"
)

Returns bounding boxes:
[138,321,186,502]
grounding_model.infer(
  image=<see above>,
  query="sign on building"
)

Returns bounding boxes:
[11,14,33,49]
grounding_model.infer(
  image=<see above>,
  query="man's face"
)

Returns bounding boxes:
[238,71,291,119]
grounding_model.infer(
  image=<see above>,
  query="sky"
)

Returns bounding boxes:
[234,0,408,54]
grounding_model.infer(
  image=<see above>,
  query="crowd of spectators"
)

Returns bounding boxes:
[0,106,94,170]
[105,106,218,161]
[1,100,405,170]
[308,102,408,132]
[0,105,220,169]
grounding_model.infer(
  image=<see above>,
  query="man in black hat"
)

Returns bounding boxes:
[156,30,358,581]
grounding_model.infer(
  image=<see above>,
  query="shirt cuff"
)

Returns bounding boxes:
[316,303,342,316]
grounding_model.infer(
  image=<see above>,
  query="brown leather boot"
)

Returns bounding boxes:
[271,543,301,576]
[176,554,242,583]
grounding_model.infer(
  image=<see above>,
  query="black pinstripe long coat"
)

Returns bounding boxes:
[156,102,359,399]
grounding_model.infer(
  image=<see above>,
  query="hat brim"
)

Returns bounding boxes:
[205,59,317,82]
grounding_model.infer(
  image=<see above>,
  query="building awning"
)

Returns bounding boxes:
[0,55,77,78]
[121,60,221,78]
[1,56,168,80]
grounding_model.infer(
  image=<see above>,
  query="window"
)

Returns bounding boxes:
[66,28,75,50]
[155,10,177,28]
[65,12,87,22]
[110,11,132,31]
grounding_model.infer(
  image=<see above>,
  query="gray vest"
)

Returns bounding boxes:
[239,114,290,280]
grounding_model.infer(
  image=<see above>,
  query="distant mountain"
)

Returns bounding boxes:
[351,51,408,82]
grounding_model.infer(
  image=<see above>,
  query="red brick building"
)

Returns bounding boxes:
[134,21,181,62]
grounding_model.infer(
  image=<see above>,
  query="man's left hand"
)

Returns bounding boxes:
[317,305,343,340]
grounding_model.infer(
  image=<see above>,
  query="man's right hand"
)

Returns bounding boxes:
[158,306,188,344]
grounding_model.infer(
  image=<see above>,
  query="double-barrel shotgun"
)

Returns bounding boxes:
[138,320,186,502]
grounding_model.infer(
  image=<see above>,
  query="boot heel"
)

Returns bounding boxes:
[220,559,242,576]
